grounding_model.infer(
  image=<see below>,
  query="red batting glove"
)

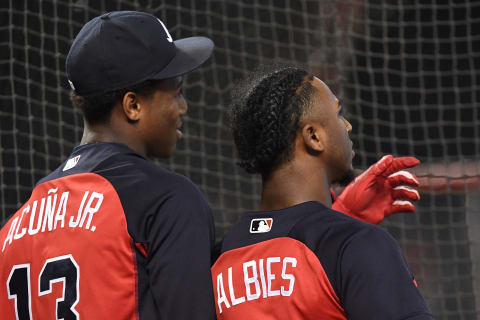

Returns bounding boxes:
[332,155,420,224]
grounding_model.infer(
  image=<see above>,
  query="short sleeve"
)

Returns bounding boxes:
[340,226,434,320]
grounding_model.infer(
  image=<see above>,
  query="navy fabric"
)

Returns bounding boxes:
[66,11,213,95]
[40,142,216,319]
[218,201,435,319]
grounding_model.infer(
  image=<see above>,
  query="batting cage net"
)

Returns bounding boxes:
[1,0,479,318]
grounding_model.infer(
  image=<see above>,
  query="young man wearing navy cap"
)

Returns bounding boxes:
[0,11,216,319]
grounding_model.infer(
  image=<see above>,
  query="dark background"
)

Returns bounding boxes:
[1,1,479,318]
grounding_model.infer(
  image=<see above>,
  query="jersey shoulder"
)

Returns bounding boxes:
[290,206,408,302]
[95,148,202,195]
[92,147,211,242]
[289,205,389,250]
[34,143,210,243]
[289,205,397,267]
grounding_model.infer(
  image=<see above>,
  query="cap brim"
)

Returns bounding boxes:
[151,36,214,80]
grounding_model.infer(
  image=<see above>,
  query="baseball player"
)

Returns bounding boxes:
[212,66,434,319]
[1,11,216,319]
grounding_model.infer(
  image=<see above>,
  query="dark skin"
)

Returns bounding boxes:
[80,77,186,158]
[259,77,353,211]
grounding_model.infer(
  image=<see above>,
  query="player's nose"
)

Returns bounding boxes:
[343,118,352,133]
[179,96,188,115]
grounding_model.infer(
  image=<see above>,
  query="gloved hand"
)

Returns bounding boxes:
[332,155,420,224]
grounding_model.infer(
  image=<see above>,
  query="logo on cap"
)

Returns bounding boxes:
[157,18,173,42]
[68,79,75,90]
[250,218,273,233]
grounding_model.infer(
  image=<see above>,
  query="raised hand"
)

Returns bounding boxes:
[332,155,420,224]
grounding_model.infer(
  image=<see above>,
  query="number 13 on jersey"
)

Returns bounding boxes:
[7,254,80,320]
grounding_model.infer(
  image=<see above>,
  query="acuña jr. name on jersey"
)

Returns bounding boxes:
[215,256,297,313]
[2,186,104,252]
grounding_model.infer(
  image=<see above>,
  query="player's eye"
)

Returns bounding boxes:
[338,107,344,117]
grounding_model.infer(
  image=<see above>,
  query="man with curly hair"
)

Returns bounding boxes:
[212,66,434,319]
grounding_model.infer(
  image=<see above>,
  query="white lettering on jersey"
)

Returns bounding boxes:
[28,198,45,235]
[216,272,230,313]
[266,257,281,296]
[258,258,267,298]
[54,192,69,230]
[215,257,298,314]
[2,187,104,252]
[69,191,89,228]
[2,217,18,251]
[243,260,261,301]
[41,190,58,232]
[228,267,245,306]
[82,192,103,231]
[13,205,29,240]
[281,257,297,296]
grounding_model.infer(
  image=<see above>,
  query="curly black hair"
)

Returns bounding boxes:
[230,66,314,176]
[70,79,164,125]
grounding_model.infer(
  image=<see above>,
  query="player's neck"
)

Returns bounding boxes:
[80,119,146,156]
[81,122,115,145]
[259,160,332,211]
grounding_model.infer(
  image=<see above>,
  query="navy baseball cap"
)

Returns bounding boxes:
[66,11,214,95]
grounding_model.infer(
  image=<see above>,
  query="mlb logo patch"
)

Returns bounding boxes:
[63,155,81,171]
[250,218,273,233]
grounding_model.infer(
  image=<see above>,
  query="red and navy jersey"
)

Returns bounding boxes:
[212,201,434,319]
[0,142,216,320]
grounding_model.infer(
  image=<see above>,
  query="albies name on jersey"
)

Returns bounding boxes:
[215,256,297,313]
[2,187,104,252]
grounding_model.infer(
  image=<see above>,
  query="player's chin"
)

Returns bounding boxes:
[164,143,177,158]
[149,142,177,159]
[335,167,356,186]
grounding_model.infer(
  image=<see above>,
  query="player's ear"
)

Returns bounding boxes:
[301,123,325,153]
[122,91,141,122]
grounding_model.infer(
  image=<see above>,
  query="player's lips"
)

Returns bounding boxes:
[176,121,183,139]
